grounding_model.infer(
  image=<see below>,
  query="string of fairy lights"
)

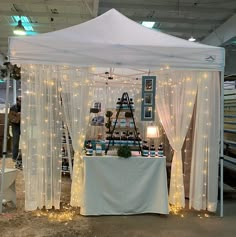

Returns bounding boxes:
[155,71,197,208]
[19,64,214,217]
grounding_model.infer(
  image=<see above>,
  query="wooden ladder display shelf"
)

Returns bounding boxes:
[105,92,142,155]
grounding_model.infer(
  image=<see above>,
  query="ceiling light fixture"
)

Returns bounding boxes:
[13,20,26,35]
[12,16,33,31]
[142,21,155,28]
[188,36,196,42]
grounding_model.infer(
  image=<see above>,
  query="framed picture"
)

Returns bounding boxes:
[141,76,156,121]
[144,107,153,119]
[144,79,153,91]
[144,93,152,105]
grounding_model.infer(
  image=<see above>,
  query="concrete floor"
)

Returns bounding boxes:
[1,158,236,237]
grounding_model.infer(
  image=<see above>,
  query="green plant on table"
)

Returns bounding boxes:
[117,146,132,158]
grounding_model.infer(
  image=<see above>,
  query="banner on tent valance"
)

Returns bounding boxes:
[141,76,156,121]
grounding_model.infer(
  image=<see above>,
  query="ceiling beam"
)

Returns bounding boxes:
[0,24,210,36]
[0,16,223,28]
[4,0,236,6]
[99,2,234,14]
[1,0,86,6]
[202,13,236,46]
[93,0,99,17]
[0,10,223,26]
[158,27,209,35]
[0,9,92,19]
[130,16,223,25]
[82,0,94,17]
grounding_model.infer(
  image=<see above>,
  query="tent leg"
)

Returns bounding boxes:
[220,70,224,217]
[220,157,224,217]
[0,70,10,213]
[13,79,17,103]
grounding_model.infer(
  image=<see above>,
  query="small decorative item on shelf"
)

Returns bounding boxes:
[91,115,104,126]
[136,132,142,142]
[123,97,129,109]
[120,118,126,128]
[61,147,66,157]
[94,102,101,112]
[62,135,66,143]
[150,144,156,157]
[117,145,132,158]
[112,118,118,127]
[68,135,72,144]
[90,107,99,113]
[90,101,101,113]
[106,132,112,140]
[105,132,113,146]
[121,131,127,145]
[129,98,134,110]
[125,111,132,118]
[128,132,134,146]
[105,110,113,133]
[129,119,134,128]
[142,140,149,157]
[86,140,93,156]
[116,98,121,109]
[114,131,120,145]
[97,133,103,140]
[125,112,133,128]
[62,159,68,171]
[95,143,103,156]
[157,143,164,157]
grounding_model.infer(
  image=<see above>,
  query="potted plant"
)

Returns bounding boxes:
[117,145,131,158]
[105,110,113,133]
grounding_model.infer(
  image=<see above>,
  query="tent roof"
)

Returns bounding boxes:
[9,9,225,70]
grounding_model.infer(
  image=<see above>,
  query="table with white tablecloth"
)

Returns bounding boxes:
[80,156,169,216]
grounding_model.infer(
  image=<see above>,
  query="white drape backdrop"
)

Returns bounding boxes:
[189,72,220,212]
[155,71,220,211]
[59,68,94,207]
[155,71,198,208]
[20,65,220,212]
[69,78,143,207]
[21,64,62,211]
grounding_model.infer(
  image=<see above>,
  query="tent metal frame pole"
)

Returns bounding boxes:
[0,70,10,213]
[220,70,224,217]
[13,79,17,103]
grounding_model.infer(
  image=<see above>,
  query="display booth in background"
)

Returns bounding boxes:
[4,9,225,215]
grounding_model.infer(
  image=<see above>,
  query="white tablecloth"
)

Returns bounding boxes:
[81,156,169,216]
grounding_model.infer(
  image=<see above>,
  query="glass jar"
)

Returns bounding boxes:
[129,98,134,110]
[142,140,149,157]
[157,143,164,157]
[150,144,156,157]
[86,140,93,156]
[128,132,134,146]
[116,98,121,109]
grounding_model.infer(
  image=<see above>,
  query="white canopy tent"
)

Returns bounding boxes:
[1,9,225,215]
[9,9,224,70]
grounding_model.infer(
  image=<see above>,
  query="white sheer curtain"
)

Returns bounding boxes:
[58,68,94,207]
[21,64,62,211]
[64,74,143,207]
[155,71,198,208]
[189,72,220,212]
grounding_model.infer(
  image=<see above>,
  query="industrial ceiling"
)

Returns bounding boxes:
[0,0,236,75]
